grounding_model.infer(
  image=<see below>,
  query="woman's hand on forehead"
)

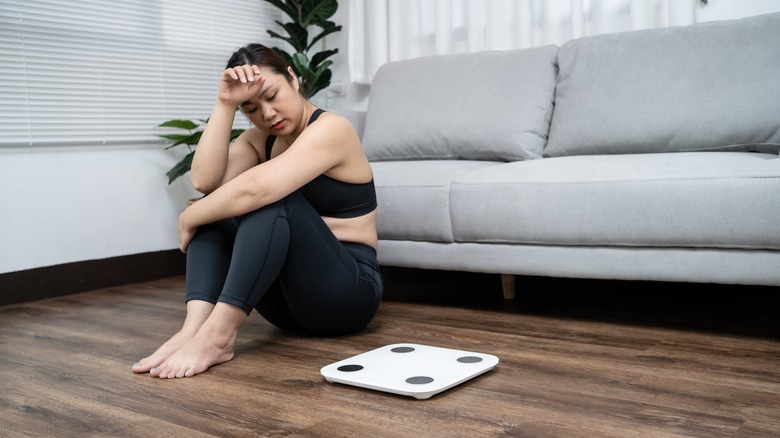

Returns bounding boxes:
[219,64,265,107]
[226,64,263,84]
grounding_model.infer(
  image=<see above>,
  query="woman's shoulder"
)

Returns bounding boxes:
[311,110,360,140]
[237,126,273,149]
[235,126,272,160]
[239,126,268,143]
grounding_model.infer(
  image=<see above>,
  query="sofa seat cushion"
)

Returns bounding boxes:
[372,160,502,242]
[362,45,559,162]
[546,12,780,157]
[450,152,780,249]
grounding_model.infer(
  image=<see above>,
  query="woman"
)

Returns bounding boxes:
[132,44,382,379]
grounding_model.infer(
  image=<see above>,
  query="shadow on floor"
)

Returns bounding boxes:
[380,267,780,339]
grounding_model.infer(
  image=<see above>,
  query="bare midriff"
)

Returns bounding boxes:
[322,210,378,251]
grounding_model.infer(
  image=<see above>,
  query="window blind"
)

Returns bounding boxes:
[0,0,281,147]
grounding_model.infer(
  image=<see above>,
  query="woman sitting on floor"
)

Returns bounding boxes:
[132,43,383,378]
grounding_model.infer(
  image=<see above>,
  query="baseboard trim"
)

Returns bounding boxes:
[0,250,186,307]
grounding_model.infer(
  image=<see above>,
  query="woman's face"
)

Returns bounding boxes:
[239,66,303,136]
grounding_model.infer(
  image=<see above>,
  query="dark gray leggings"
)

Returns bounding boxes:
[185,191,383,336]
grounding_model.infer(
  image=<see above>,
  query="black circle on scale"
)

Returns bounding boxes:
[391,346,415,353]
[337,364,364,372]
[457,356,483,363]
[405,376,434,384]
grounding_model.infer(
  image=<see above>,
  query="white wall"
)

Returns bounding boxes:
[3,0,779,274]
[695,0,780,22]
[0,145,198,274]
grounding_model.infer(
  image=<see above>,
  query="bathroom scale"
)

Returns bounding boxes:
[320,343,499,400]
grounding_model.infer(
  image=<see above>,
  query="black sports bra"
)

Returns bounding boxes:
[264,109,377,219]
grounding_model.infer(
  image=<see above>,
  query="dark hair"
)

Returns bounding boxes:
[226,44,292,83]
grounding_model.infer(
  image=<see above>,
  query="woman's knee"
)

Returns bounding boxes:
[188,218,238,252]
[236,192,313,229]
[244,192,306,216]
[197,218,237,238]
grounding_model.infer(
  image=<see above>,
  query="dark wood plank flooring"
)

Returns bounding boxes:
[1,270,779,437]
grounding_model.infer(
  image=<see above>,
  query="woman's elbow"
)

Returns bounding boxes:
[190,174,218,195]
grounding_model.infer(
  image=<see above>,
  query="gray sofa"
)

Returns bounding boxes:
[344,12,780,298]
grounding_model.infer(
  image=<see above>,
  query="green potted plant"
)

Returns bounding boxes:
[264,0,341,99]
[160,0,341,184]
[158,119,244,185]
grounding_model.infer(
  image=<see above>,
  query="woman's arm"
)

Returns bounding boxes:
[190,102,237,193]
[178,114,358,252]
[191,126,264,194]
[190,66,265,194]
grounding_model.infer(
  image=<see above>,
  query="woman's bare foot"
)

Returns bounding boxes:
[153,303,248,379]
[132,329,198,373]
[152,327,236,378]
[132,300,216,374]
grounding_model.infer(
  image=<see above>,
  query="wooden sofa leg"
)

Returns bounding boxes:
[500,274,515,300]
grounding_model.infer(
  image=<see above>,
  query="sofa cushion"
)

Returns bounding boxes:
[371,160,501,242]
[450,153,780,249]
[362,46,559,162]
[546,12,780,157]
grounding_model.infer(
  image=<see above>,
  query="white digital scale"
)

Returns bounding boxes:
[321,343,499,400]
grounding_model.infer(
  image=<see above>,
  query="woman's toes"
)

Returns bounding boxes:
[161,366,177,379]
[132,360,156,373]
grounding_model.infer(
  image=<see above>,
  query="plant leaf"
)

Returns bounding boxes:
[313,68,332,87]
[263,0,341,99]
[308,24,342,51]
[293,53,316,92]
[157,134,191,143]
[272,47,295,70]
[280,21,308,52]
[306,68,331,99]
[313,60,333,77]
[230,129,245,141]
[293,52,316,86]
[298,0,316,26]
[292,52,311,71]
[315,20,338,30]
[267,29,297,49]
[158,119,198,130]
[263,0,297,21]
[310,49,338,69]
[161,131,202,148]
[166,151,195,185]
[305,0,338,24]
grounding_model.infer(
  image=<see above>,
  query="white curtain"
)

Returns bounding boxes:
[349,0,697,84]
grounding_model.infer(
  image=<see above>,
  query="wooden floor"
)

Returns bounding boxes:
[1,270,779,437]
